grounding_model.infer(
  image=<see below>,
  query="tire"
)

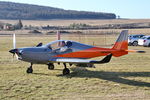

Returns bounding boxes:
[26,67,33,73]
[63,68,70,75]
[48,64,54,70]
[132,41,138,46]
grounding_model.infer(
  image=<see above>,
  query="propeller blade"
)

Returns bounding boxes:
[13,34,16,49]
[9,34,18,59]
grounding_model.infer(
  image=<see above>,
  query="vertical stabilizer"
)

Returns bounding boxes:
[112,30,128,57]
[112,30,128,50]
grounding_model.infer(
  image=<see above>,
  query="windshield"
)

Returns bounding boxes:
[51,41,63,50]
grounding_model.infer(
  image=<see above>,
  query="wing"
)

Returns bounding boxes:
[49,54,112,64]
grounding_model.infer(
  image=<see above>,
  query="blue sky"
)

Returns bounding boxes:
[1,0,150,18]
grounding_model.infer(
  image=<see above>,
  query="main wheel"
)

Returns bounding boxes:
[63,68,70,75]
[26,67,33,73]
[132,41,138,46]
[48,64,54,70]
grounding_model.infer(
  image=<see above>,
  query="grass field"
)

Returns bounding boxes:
[0,34,150,100]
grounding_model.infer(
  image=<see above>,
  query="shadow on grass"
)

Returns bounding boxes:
[61,68,150,87]
[32,73,51,76]
[32,67,150,87]
[32,69,62,76]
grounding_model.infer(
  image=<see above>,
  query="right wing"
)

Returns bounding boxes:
[49,54,112,64]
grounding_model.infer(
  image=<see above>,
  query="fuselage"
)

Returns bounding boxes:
[13,40,128,64]
[9,30,130,65]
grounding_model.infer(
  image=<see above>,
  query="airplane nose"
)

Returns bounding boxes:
[9,49,18,54]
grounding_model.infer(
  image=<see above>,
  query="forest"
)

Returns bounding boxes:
[0,1,116,20]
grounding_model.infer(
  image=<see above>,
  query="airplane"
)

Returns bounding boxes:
[9,30,145,75]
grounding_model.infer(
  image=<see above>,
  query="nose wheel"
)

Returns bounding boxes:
[63,63,70,75]
[26,63,33,73]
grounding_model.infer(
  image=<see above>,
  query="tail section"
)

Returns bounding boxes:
[112,30,128,57]
[112,30,128,50]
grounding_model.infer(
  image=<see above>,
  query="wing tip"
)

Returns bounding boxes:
[90,53,112,64]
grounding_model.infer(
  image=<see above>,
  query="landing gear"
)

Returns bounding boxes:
[63,63,70,75]
[63,68,70,75]
[26,63,33,73]
[48,63,54,70]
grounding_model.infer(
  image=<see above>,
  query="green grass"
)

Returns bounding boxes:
[0,35,150,100]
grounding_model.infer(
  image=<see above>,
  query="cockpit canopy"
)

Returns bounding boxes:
[43,40,93,52]
[44,40,73,50]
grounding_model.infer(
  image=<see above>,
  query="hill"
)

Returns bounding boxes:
[0,1,116,20]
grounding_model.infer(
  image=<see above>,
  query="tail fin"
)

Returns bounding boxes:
[112,30,128,50]
[112,30,128,57]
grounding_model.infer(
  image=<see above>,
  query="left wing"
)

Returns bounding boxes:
[49,54,112,64]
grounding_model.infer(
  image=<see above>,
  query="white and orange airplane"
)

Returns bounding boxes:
[9,30,145,75]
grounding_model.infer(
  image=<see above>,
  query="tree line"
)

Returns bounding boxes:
[0,1,116,20]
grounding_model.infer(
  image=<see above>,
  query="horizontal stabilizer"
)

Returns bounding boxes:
[126,50,146,53]
[136,51,146,53]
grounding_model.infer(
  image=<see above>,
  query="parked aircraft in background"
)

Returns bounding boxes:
[9,30,145,75]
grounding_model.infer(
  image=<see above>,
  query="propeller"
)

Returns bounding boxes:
[9,34,18,59]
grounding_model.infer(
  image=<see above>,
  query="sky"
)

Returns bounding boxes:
[1,0,150,19]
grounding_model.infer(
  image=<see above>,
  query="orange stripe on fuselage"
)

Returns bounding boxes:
[54,47,110,58]
[54,46,128,58]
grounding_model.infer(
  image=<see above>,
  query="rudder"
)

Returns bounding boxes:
[112,30,128,57]
[112,30,128,50]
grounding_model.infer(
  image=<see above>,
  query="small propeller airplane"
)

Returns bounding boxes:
[9,30,145,75]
